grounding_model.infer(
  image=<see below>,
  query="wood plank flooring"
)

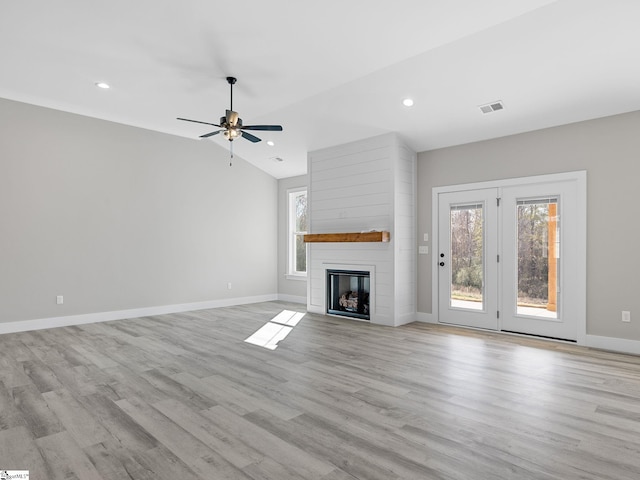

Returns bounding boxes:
[2,301,640,479]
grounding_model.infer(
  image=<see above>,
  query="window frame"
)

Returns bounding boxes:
[286,187,308,279]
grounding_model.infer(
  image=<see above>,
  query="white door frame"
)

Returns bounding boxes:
[431,171,587,345]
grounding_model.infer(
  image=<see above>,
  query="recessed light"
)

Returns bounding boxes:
[402,98,414,107]
[266,140,275,146]
[95,82,110,89]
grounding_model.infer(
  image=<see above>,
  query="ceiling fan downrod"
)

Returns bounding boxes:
[227,76,236,112]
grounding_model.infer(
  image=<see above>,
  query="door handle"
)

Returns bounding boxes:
[439,262,445,267]
[440,253,445,258]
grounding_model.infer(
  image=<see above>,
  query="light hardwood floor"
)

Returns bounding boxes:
[2,301,640,479]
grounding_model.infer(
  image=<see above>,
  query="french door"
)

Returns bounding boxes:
[437,175,585,341]
[438,188,499,330]
[500,181,581,340]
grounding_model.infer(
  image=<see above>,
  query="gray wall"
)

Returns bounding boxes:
[417,110,640,340]
[0,98,277,323]
[277,174,307,300]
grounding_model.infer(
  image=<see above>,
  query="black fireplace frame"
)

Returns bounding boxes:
[326,269,370,321]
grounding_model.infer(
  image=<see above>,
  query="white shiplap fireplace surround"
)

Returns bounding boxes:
[306,133,416,326]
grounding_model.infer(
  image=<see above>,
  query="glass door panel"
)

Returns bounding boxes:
[450,204,484,311]
[516,198,559,319]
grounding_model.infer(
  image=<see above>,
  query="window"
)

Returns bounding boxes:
[287,188,307,277]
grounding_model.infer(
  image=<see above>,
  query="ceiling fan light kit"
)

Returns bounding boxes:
[177,76,283,166]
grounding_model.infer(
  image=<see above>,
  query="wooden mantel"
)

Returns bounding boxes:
[303,231,390,243]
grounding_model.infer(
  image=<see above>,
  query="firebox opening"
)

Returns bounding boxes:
[326,269,370,321]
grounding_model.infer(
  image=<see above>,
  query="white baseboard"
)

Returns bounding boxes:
[0,294,278,335]
[24,299,635,356]
[307,305,324,315]
[415,312,437,324]
[276,294,307,304]
[411,316,640,356]
[395,312,416,326]
[585,334,640,355]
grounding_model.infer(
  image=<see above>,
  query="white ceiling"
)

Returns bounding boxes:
[2,0,640,178]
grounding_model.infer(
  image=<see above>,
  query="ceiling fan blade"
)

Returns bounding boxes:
[241,125,283,131]
[177,117,221,127]
[241,131,261,143]
[200,130,223,138]
[226,110,239,127]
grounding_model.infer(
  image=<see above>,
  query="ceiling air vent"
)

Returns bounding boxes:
[479,100,505,114]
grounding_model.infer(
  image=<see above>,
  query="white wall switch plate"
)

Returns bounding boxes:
[56,295,64,305]
[423,233,429,242]
[622,311,631,322]
[419,246,429,255]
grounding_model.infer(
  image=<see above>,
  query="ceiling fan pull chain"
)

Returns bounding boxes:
[229,141,234,167]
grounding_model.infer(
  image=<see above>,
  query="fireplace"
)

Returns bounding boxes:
[326,269,370,321]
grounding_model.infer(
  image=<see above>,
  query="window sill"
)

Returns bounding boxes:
[285,274,307,281]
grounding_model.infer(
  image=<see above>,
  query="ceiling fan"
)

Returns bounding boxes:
[177,76,282,148]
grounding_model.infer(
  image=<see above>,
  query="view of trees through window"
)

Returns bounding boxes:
[289,190,307,274]
[517,200,558,313]
[450,205,484,304]
[449,199,558,313]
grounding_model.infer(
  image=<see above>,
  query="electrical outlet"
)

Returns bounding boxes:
[227,282,232,290]
[56,295,64,305]
[622,311,631,323]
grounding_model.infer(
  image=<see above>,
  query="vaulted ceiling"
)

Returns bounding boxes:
[2,1,639,178]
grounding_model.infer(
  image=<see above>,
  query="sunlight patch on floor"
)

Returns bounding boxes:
[244,310,305,350]
[271,310,305,326]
